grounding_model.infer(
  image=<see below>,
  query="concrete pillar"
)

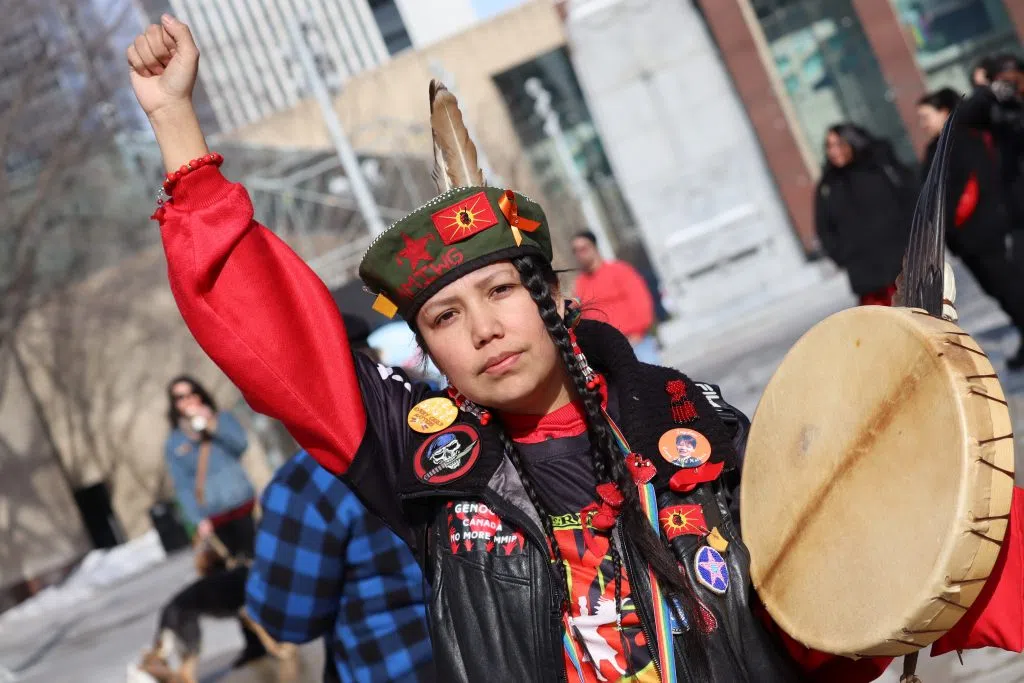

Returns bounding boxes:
[566,0,823,340]
[696,0,820,253]
[1005,1,1024,53]
[851,0,930,153]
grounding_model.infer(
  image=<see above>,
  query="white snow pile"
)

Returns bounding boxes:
[0,530,166,629]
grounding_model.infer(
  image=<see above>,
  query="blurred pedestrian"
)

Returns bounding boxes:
[919,88,1024,370]
[972,55,997,88]
[815,124,917,306]
[571,231,661,364]
[246,314,434,682]
[959,53,1024,236]
[164,375,267,667]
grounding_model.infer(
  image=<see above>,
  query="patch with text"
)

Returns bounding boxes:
[446,501,525,555]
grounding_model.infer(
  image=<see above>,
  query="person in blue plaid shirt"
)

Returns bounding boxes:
[245,448,434,682]
[245,316,433,682]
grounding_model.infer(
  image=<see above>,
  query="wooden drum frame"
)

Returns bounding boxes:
[741,306,1015,657]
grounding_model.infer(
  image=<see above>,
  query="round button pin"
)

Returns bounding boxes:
[408,396,459,434]
[658,428,711,469]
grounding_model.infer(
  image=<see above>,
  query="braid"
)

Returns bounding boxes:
[660,533,714,679]
[497,429,570,607]
[512,255,712,680]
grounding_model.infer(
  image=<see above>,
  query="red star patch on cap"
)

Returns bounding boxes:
[431,192,499,245]
[396,233,434,271]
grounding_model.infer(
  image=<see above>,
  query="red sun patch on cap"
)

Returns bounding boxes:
[430,192,499,245]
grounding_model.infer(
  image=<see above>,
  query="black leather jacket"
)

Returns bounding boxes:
[347,320,802,682]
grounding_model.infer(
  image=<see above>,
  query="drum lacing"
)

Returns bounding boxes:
[968,529,1004,545]
[974,454,1015,481]
[969,388,1008,406]
[945,576,990,587]
[970,512,1011,522]
[944,339,989,357]
[902,626,952,634]
[934,596,969,611]
[978,433,1014,445]
[887,637,922,648]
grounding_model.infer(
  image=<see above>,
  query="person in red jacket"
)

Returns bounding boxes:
[126,15,1022,683]
[572,231,660,364]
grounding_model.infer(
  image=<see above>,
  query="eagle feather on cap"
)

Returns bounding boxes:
[429,80,485,192]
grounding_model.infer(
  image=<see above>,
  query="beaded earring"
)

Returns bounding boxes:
[446,385,492,426]
[563,299,604,391]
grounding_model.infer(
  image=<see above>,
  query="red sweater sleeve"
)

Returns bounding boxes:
[156,166,365,474]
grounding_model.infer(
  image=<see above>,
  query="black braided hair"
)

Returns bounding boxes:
[510,255,712,680]
[496,428,571,606]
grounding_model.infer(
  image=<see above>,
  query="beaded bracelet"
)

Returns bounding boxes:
[162,152,224,196]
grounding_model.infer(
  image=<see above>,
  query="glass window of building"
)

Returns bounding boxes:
[890,0,1021,91]
[752,0,915,165]
[492,47,647,262]
[369,0,413,55]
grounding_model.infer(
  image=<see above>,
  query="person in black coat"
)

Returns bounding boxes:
[919,88,1024,370]
[815,123,917,306]
[958,53,1024,233]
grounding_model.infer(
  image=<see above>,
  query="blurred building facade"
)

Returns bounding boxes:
[694,0,1023,251]
[221,0,1021,325]
[159,0,476,132]
[223,0,823,333]
[226,1,591,271]
[566,0,819,338]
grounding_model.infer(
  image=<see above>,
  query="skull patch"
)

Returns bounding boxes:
[414,425,481,484]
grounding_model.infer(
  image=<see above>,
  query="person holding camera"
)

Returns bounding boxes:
[960,55,1024,227]
[958,54,1024,368]
[163,374,267,667]
[918,88,1024,370]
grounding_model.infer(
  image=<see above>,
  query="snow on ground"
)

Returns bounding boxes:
[0,530,166,630]
[0,550,324,683]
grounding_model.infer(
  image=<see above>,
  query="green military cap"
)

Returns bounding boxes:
[358,185,552,322]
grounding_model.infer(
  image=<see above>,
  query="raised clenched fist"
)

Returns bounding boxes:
[126,14,200,118]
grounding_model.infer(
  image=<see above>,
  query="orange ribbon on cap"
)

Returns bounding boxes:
[371,293,398,319]
[498,190,541,246]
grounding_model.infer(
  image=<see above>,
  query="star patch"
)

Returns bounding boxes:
[396,232,435,271]
[430,191,498,245]
[694,545,729,594]
[414,425,481,485]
